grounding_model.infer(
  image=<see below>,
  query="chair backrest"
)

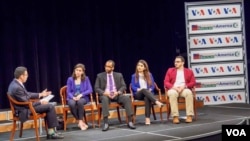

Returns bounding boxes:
[7,93,36,117]
[7,94,16,116]
[60,86,67,107]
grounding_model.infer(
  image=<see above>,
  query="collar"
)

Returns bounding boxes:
[15,79,25,88]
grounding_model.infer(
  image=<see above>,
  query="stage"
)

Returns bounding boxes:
[1,103,250,141]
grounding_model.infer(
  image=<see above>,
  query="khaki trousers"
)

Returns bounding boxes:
[167,89,194,117]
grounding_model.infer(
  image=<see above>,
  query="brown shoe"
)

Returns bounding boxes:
[173,116,180,124]
[185,116,193,123]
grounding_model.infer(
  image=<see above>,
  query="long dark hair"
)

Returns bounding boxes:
[135,59,152,86]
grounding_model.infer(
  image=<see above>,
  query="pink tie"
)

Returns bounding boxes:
[108,74,114,96]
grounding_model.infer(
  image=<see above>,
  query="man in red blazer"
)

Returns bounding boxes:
[164,56,196,124]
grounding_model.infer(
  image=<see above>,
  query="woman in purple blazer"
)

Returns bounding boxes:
[67,63,93,130]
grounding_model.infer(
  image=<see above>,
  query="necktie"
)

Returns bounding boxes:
[108,74,114,96]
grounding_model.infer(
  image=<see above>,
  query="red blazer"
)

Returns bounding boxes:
[164,67,196,89]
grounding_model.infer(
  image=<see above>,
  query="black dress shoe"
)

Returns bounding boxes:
[102,123,109,131]
[127,122,136,129]
[47,133,64,139]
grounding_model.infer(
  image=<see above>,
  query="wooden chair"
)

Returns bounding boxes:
[164,87,197,121]
[7,94,48,141]
[96,92,128,127]
[60,85,95,131]
[129,82,164,123]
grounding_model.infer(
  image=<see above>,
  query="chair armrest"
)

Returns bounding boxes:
[11,100,31,106]
[89,93,94,104]
[29,98,40,102]
[154,82,162,101]
[12,99,38,115]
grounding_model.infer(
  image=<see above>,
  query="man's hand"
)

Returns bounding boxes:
[40,100,48,105]
[172,86,186,94]
[39,88,52,98]
[178,86,186,93]
[103,91,119,99]
[110,91,119,99]
[103,91,112,99]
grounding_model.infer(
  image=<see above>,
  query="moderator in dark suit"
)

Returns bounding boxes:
[8,79,59,128]
[7,66,64,139]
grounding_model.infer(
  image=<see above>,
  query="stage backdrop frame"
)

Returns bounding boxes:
[185,0,248,105]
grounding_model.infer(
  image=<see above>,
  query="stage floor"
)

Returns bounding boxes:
[1,103,250,141]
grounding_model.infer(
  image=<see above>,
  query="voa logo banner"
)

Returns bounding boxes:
[189,19,242,34]
[190,34,242,48]
[197,91,245,105]
[192,62,244,77]
[195,77,245,91]
[188,4,241,20]
[190,48,243,63]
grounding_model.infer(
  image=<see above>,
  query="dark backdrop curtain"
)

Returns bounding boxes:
[0,0,249,109]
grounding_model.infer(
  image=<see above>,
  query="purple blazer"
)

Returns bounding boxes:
[66,76,93,102]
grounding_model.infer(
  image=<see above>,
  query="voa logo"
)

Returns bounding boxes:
[225,36,238,43]
[207,8,221,15]
[191,9,205,16]
[194,67,208,74]
[224,7,237,14]
[209,37,222,44]
[227,65,240,72]
[193,38,206,45]
[226,129,246,136]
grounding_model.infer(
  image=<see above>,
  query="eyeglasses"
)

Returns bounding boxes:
[174,61,182,63]
[105,65,113,68]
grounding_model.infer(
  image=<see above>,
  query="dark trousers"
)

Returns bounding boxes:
[34,104,58,128]
[135,89,156,118]
[68,98,87,120]
[100,94,133,122]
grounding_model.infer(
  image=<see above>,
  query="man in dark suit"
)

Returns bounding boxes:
[94,60,136,131]
[7,66,64,139]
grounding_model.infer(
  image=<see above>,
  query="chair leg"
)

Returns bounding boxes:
[19,122,23,137]
[98,107,102,128]
[167,103,171,121]
[133,106,137,124]
[10,120,17,141]
[63,110,68,131]
[117,107,121,123]
[33,119,40,141]
[91,108,95,128]
[194,99,197,121]
[159,107,163,122]
[152,105,156,120]
[44,119,48,135]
